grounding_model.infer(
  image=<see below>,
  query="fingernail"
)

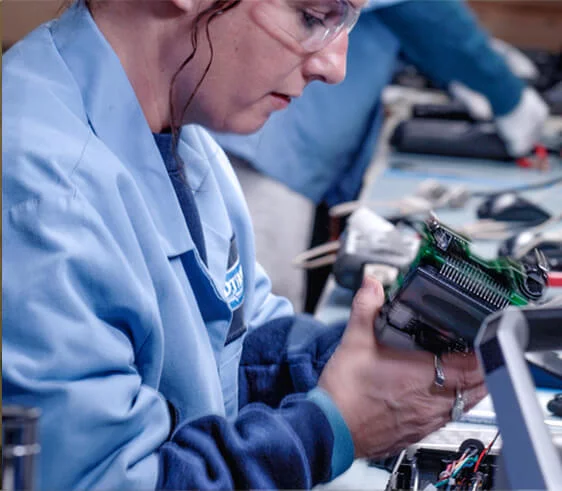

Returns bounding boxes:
[362,274,380,294]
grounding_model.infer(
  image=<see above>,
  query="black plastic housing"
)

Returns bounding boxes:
[376,263,498,355]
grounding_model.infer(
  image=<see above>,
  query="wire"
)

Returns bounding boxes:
[549,272,562,288]
[385,449,407,491]
[293,254,337,270]
[292,241,340,269]
[329,197,433,218]
[471,175,562,198]
[433,447,482,489]
[452,456,478,478]
[470,473,483,491]
[474,431,500,473]
[459,212,562,241]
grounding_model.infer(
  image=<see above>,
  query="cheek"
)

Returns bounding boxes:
[187,22,300,131]
[212,19,295,95]
[206,51,283,109]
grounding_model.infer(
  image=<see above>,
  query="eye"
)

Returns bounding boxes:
[300,9,327,31]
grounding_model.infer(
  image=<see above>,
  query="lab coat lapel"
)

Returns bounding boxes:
[52,4,237,359]
[51,3,193,259]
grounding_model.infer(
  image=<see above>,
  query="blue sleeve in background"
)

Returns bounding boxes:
[530,364,562,390]
[378,0,526,116]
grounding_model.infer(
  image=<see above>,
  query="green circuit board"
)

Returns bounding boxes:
[387,215,547,308]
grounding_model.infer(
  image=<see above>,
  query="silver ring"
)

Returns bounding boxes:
[434,355,445,388]
[451,388,465,422]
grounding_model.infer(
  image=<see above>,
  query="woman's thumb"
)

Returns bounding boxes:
[346,275,385,340]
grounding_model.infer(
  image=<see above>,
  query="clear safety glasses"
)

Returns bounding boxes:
[254,0,361,54]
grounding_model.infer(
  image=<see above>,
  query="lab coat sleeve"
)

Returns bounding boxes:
[3,195,169,490]
[377,0,525,116]
[245,261,295,331]
[3,195,337,490]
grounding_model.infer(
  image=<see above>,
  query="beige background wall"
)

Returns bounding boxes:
[3,0,61,50]
[2,0,562,52]
[468,0,562,53]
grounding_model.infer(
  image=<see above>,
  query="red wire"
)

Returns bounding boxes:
[474,432,499,473]
[548,272,562,288]
[473,450,487,474]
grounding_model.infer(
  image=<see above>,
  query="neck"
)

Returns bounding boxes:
[90,2,182,132]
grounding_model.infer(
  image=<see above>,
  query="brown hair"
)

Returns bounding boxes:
[169,0,242,169]
[170,1,242,129]
[65,0,242,173]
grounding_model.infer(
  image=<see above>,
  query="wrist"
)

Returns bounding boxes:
[307,387,355,479]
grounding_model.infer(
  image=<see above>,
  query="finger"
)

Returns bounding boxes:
[346,275,385,340]
[461,383,489,413]
[421,382,488,422]
[439,352,485,390]
[420,384,488,427]
[424,388,459,417]
[435,384,488,425]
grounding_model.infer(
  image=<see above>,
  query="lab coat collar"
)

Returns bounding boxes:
[51,3,193,258]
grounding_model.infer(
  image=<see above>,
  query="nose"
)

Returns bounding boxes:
[302,31,348,85]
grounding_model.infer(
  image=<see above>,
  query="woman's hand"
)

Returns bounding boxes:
[319,276,487,459]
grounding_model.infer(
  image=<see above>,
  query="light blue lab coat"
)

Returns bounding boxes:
[213,0,524,206]
[2,5,295,489]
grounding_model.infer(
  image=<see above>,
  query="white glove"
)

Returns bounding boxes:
[495,87,549,157]
[449,81,493,121]
[449,83,549,157]
[491,38,539,82]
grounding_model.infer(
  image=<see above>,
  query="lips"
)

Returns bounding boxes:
[271,92,292,103]
[269,92,294,111]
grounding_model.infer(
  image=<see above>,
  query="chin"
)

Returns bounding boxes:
[224,120,268,135]
[215,112,271,135]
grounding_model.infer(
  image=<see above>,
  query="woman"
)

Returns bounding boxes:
[2,0,486,489]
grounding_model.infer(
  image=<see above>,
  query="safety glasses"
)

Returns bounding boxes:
[255,0,361,53]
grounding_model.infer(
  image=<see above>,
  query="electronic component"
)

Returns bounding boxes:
[476,193,551,225]
[499,229,562,272]
[383,438,498,491]
[332,208,419,291]
[375,215,549,355]
[390,119,512,161]
[412,101,476,122]
[547,393,562,417]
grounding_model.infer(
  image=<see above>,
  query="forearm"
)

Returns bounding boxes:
[378,0,525,116]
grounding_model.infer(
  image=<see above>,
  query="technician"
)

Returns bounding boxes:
[3,0,486,489]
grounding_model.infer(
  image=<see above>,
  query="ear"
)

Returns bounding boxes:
[169,0,198,13]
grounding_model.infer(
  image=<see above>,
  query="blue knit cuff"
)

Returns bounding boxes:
[306,387,354,479]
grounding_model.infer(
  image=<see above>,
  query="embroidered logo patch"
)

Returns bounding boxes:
[225,257,244,310]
